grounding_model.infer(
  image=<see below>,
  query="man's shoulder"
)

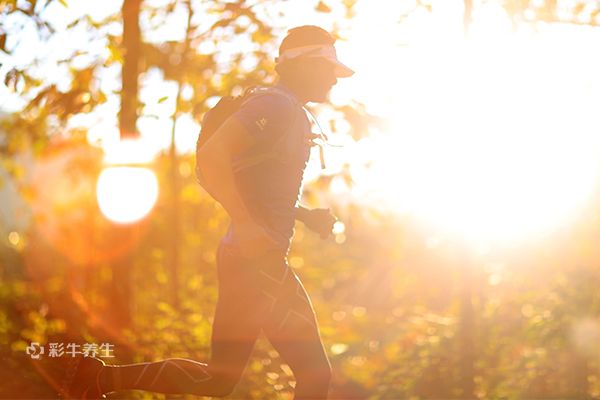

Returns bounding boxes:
[242,86,298,112]
[230,86,304,138]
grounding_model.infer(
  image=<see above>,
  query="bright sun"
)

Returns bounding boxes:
[331,2,600,245]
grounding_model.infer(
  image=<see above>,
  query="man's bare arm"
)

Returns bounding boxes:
[196,116,255,225]
[196,116,282,258]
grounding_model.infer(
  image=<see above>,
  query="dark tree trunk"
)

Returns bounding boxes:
[120,0,141,139]
[110,0,142,344]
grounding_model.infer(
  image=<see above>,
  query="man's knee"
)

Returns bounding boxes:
[292,362,332,400]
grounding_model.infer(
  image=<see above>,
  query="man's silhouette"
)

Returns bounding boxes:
[60,25,353,400]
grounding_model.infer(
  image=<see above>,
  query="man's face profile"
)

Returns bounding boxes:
[289,57,338,103]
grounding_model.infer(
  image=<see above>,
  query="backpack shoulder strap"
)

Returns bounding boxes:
[231,86,303,172]
[240,86,298,110]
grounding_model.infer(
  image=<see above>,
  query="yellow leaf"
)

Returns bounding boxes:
[316,1,332,13]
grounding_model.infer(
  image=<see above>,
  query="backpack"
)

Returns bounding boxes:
[195,86,300,185]
[195,89,253,150]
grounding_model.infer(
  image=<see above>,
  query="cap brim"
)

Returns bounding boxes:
[321,55,354,78]
[333,60,355,78]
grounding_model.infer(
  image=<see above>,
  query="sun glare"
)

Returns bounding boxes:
[96,166,159,224]
[332,2,600,245]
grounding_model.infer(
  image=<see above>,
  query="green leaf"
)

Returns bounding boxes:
[157,96,168,103]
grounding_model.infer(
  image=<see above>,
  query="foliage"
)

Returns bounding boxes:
[1,0,600,399]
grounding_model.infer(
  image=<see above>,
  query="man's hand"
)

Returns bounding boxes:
[299,208,337,239]
[233,221,280,259]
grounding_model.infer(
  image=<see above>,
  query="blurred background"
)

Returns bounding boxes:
[1,0,600,398]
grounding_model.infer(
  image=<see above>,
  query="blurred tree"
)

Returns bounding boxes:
[109,0,143,341]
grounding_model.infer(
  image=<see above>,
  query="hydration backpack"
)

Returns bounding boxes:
[196,89,253,150]
[195,87,301,186]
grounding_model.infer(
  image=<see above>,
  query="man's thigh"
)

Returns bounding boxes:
[256,254,329,365]
[213,245,328,370]
[210,244,268,376]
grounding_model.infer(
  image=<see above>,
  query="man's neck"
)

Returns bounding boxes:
[276,79,309,105]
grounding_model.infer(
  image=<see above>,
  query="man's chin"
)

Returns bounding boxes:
[309,91,330,103]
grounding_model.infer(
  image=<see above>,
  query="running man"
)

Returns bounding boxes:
[60,25,354,399]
